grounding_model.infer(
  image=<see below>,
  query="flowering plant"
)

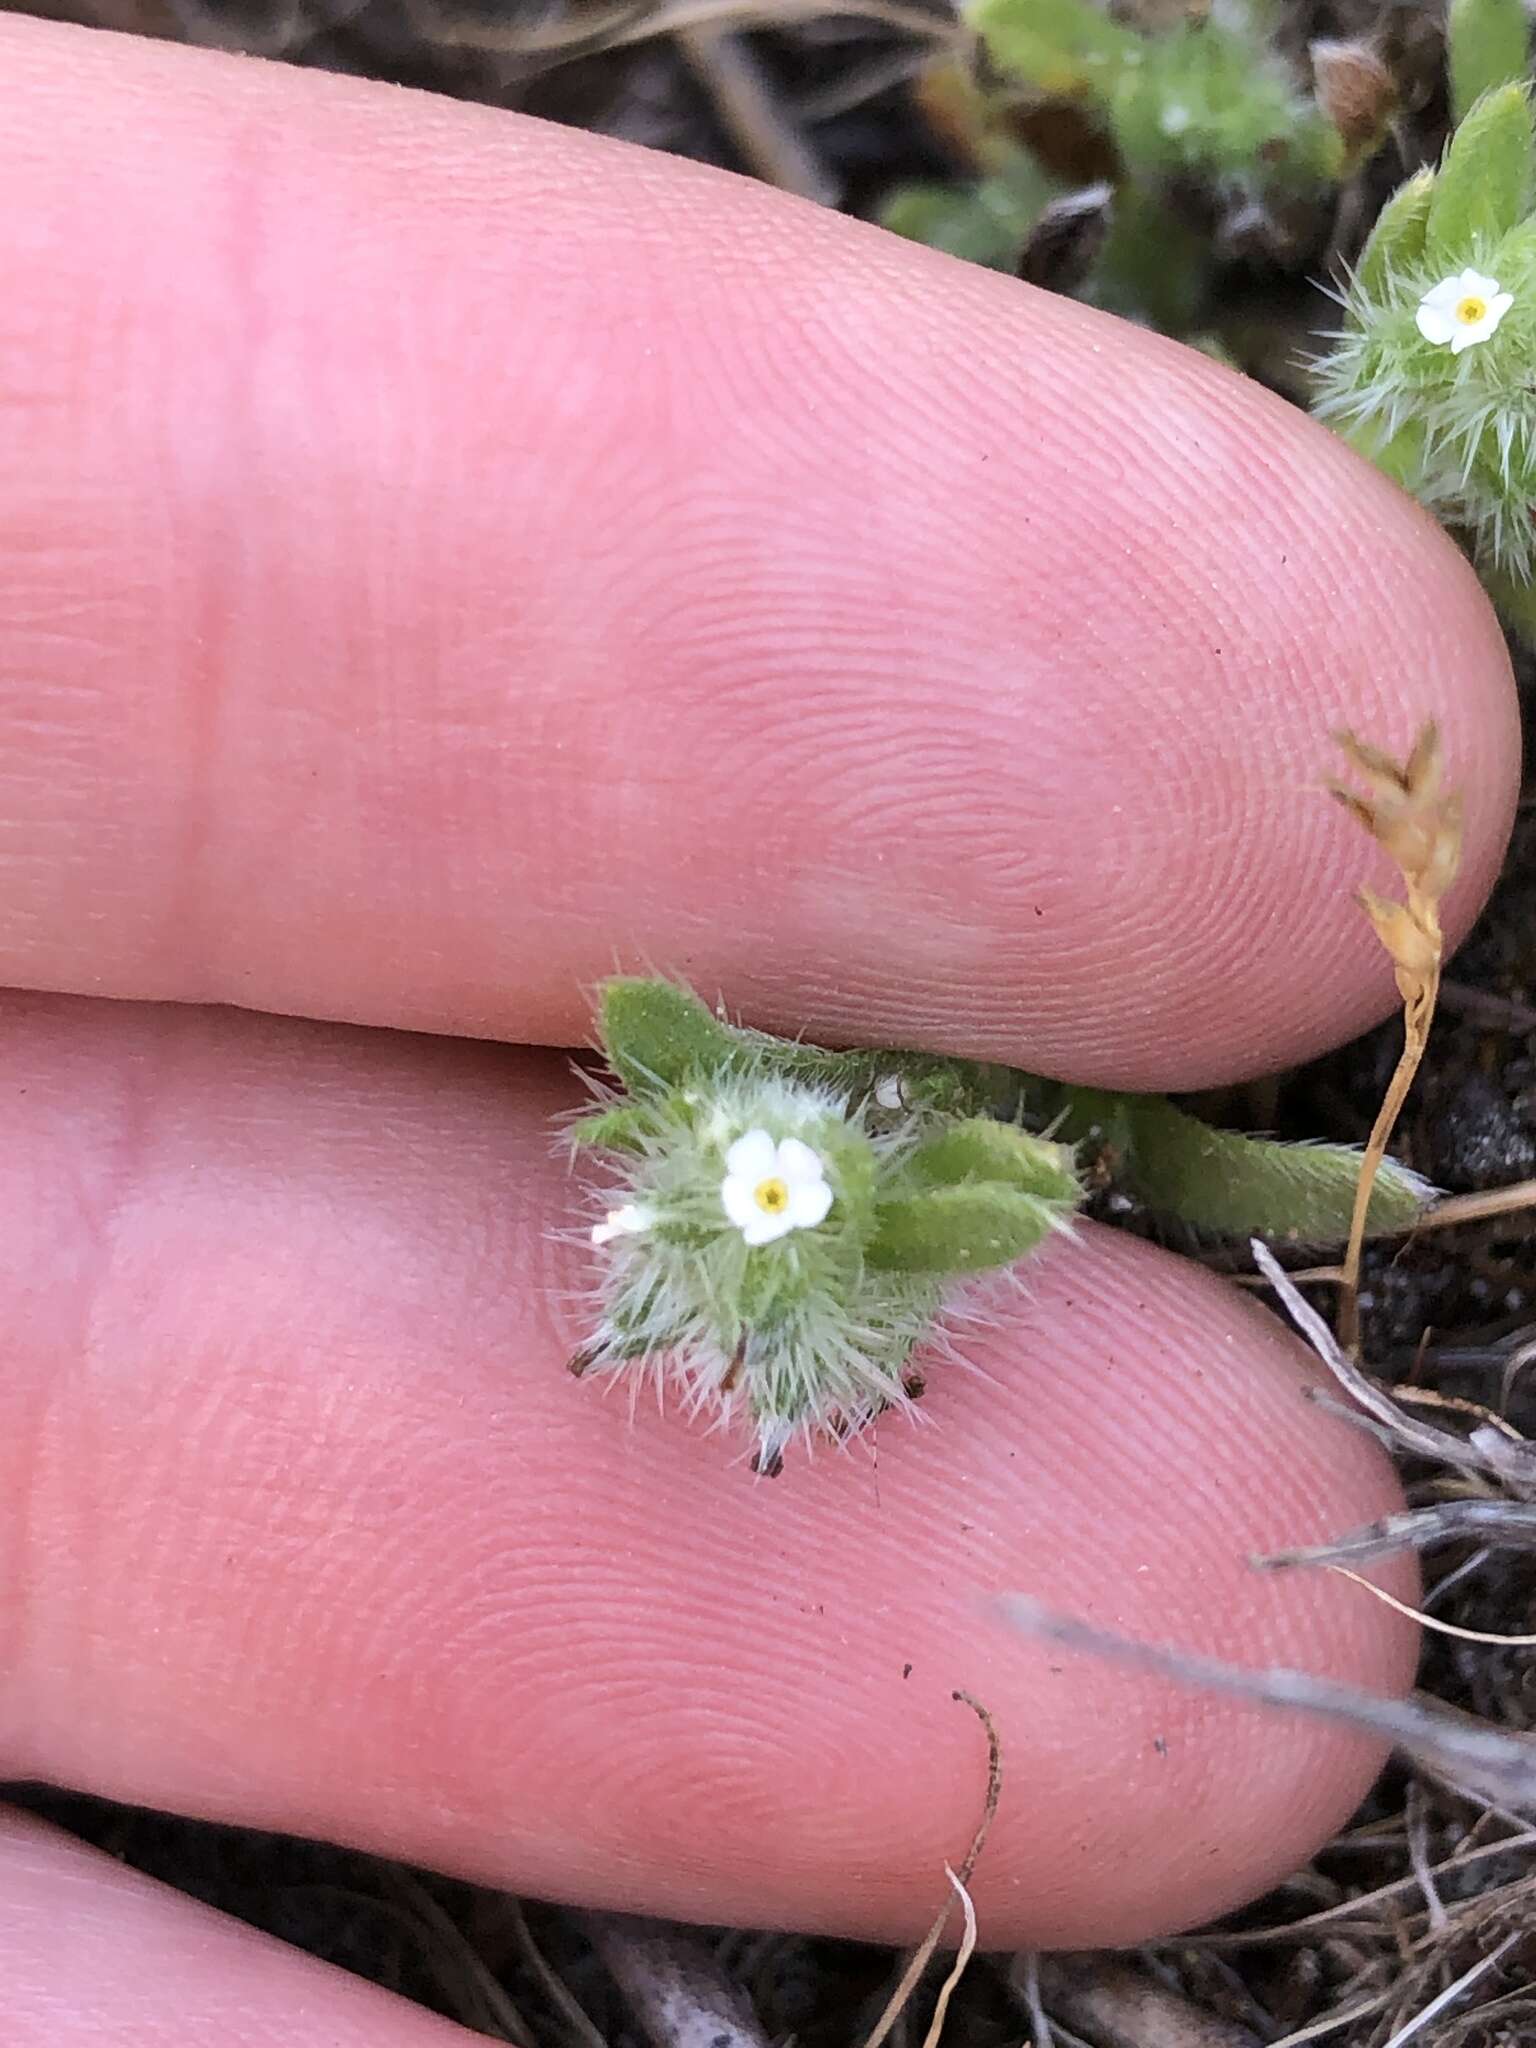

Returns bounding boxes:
[567,978,1431,1474]
[568,979,1083,1475]
[1311,0,1536,626]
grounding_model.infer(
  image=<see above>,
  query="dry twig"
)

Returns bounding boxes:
[1023,1954,1263,2047]
[579,1914,772,2048]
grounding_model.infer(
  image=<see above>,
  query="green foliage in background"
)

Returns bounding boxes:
[880,0,1358,330]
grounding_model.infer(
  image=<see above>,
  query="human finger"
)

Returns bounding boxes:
[1,1805,492,2046]
[1,993,1415,1946]
[0,15,1519,1088]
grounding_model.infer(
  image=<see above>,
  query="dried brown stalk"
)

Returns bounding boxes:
[1417,1179,1536,1230]
[1328,724,1463,1353]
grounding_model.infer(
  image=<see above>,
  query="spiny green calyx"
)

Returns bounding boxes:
[569,980,1081,1475]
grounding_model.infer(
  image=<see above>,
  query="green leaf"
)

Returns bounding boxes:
[597,978,739,1094]
[1085,187,1208,335]
[968,0,1132,97]
[1031,1085,1138,1167]
[900,1118,1081,1203]
[1117,1097,1430,1239]
[881,147,1056,271]
[1449,0,1531,126]
[880,182,1017,269]
[866,1183,1067,1273]
[1426,81,1534,262]
[1353,167,1435,300]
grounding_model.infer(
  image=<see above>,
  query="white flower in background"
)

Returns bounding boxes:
[720,1130,833,1246]
[591,1202,653,1246]
[1415,270,1513,353]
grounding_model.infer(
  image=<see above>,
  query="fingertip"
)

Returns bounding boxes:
[0,22,1516,1077]
[0,1805,480,2046]
[0,1009,1421,1948]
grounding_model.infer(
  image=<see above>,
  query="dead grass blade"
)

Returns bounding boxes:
[1316,1566,1536,1645]
[1376,1930,1521,2048]
[921,1869,978,2048]
[1252,1242,1500,1475]
[996,1595,1536,1813]
[1328,724,1461,1353]
[1258,1499,1536,1569]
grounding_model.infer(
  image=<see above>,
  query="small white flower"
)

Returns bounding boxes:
[873,1073,905,1110]
[1415,269,1513,354]
[1159,102,1191,137]
[720,1129,833,1246]
[591,1202,653,1246]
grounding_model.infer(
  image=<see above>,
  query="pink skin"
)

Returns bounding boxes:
[0,20,1518,1082]
[5,998,1414,1950]
[0,12,1522,2036]
[7,1810,476,2045]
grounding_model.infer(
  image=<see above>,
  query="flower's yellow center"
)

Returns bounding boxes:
[1456,295,1489,325]
[754,1176,790,1216]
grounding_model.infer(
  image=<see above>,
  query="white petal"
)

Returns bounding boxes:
[1492,292,1515,318]
[785,1177,834,1231]
[720,1173,764,1234]
[725,1129,777,1181]
[1415,302,1458,345]
[873,1073,904,1110]
[1418,276,1465,314]
[591,1202,651,1245]
[774,1136,827,1188]
[740,1207,794,1246]
[1459,268,1502,298]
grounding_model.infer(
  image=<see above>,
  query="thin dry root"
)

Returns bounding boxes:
[859,1693,1001,2048]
